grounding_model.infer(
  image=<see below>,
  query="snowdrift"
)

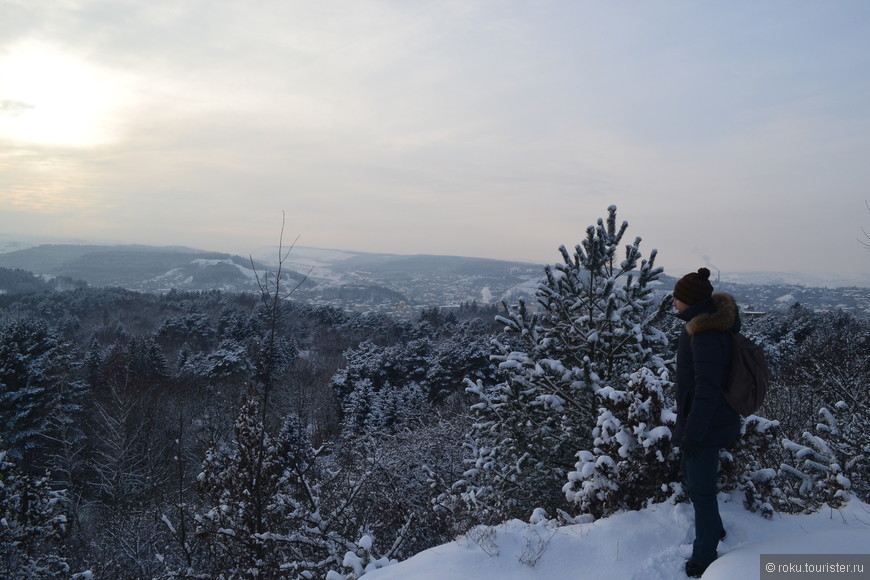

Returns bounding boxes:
[365,493,870,580]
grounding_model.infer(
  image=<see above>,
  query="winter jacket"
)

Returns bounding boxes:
[672,293,742,449]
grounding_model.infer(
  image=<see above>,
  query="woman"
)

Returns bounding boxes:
[671,267,741,577]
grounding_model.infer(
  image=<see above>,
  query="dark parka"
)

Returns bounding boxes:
[672,293,742,449]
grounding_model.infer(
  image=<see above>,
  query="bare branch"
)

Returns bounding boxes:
[249,211,313,303]
[861,200,870,251]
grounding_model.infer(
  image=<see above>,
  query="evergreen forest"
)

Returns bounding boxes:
[1,207,868,579]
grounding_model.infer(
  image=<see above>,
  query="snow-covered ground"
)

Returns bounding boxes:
[364,494,870,580]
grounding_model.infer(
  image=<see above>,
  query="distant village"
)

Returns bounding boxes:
[301,274,870,321]
[717,281,870,318]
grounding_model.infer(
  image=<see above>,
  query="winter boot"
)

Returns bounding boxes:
[685,558,714,578]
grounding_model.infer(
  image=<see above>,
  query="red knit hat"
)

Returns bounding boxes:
[674,268,714,306]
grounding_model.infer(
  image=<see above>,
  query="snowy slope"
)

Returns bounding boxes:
[364,494,870,580]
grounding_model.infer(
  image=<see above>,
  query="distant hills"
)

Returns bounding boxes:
[0,243,545,309]
[0,242,868,316]
[0,244,260,288]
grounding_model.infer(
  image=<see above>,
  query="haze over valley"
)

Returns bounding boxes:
[1,239,868,318]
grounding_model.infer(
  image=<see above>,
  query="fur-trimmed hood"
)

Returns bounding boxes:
[683,293,739,335]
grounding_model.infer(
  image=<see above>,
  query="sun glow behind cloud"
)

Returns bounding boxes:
[0,42,129,147]
[0,1,868,279]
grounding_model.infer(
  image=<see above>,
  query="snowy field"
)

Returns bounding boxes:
[364,493,870,580]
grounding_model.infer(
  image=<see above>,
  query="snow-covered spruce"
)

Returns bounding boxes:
[564,367,680,518]
[194,397,354,578]
[719,414,785,517]
[780,401,866,512]
[0,317,88,473]
[326,534,397,580]
[457,206,669,523]
[333,322,496,439]
[0,450,72,578]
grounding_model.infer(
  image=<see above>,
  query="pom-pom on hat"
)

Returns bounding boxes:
[674,268,714,306]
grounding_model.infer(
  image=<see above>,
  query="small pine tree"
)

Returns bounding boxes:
[195,398,362,578]
[780,401,865,511]
[0,449,70,578]
[564,367,680,518]
[719,415,786,517]
[458,206,668,522]
[195,397,289,578]
[816,402,868,500]
[326,534,396,580]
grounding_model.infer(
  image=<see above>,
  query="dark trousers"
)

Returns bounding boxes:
[681,447,725,564]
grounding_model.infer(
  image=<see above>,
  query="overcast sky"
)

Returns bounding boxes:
[2,0,870,280]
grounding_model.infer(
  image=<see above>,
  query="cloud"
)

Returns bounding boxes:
[1,99,34,116]
[1,1,869,276]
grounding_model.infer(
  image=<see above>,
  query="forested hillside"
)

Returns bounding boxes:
[0,280,504,578]
[2,242,869,317]
[0,244,545,310]
[0,209,867,579]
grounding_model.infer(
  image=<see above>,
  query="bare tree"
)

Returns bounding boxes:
[249,211,312,418]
